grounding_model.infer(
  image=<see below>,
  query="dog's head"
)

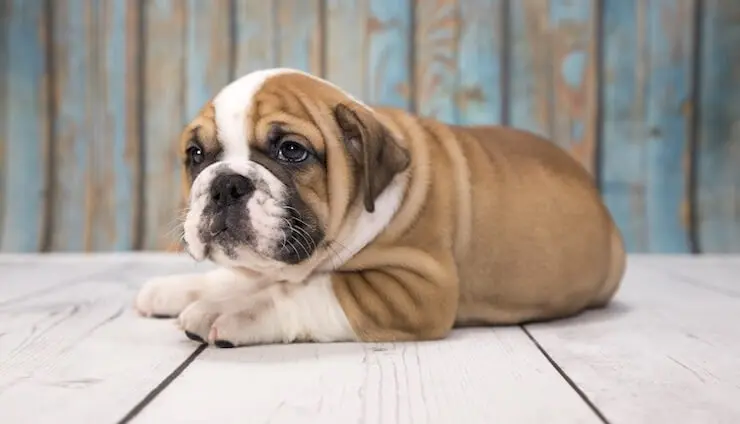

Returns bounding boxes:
[179,69,410,277]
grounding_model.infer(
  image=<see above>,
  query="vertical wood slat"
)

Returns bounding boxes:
[49,0,140,252]
[277,0,323,75]
[142,0,186,251]
[325,0,367,100]
[1,0,51,252]
[0,0,8,250]
[697,0,740,252]
[457,0,505,126]
[233,0,276,78]
[142,0,231,251]
[325,0,413,108]
[414,0,505,125]
[600,0,697,253]
[415,0,459,123]
[50,0,93,251]
[507,0,599,174]
[600,0,648,252]
[96,0,141,251]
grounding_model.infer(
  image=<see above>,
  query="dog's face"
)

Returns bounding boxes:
[179,69,410,273]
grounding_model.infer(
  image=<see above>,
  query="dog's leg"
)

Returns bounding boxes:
[176,273,357,347]
[135,267,257,319]
[177,253,458,347]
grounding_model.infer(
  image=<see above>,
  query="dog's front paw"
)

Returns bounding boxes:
[177,298,276,348]
[135,274,203,319]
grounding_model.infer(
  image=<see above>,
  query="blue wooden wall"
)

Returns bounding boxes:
[1,0,739,253]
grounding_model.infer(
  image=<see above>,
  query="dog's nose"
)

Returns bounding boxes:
[210,173,254,207]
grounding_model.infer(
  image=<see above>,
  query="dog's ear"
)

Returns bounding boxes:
[333,103,410,213]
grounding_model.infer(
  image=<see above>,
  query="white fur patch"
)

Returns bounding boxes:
[319,172,408,270]
[212,68,289,160]
[177,273,357,345]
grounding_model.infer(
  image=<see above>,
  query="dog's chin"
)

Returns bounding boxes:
[186,224,322,270]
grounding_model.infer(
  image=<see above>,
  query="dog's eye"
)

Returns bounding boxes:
[277,140,309,163]
[187,145,204,165]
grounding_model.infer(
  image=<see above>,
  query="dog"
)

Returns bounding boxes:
[135,68,626,348]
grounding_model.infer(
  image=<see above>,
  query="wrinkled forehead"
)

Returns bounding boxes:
[185,68,356,158]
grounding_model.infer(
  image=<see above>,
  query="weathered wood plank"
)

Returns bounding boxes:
[415,0,460,123]
[185,0,231,120]
[325,0,367,99]
[457,0,505,125]
[49,0,95,251]
[507,0,598,173]
[526,256,740,423]
[0,255,213,424]
[367,0,412,108]
[0,0,8,250]
[142,0,187,251]
[599,0,648,252]
[233,0,276,79]
[600,0,696,253]
[1,0,51,252]
[277,0,322,75]
[325,0,413,109]
[508,0,552,136]
[696,0,740,252]
[414,0,504,125]
[133,328,599,423]
[93,0,142,251]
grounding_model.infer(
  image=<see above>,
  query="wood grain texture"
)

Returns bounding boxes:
[456,0,505,125]
[325,0,368,100]
[0,255,212,424]
[49,0,95,251]
[507,0,598,173]
[526,256,740,423]
[415,0,505,125]
[0,0,7,250]
[185,0,231,121]
[1,0,51,252]
[93,0,141,251]
[600,0,696,253]
[367,0,413,107]
[142,0,186,251]
[277,0,322,75]
[233,0,277,79]
[696,0,740,252]
[599,0,649,252]
[325,0,413,108]
[415,0,460,123]
[134,328,599,423]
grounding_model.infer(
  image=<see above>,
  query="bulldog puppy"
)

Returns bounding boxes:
[135,68,626,348]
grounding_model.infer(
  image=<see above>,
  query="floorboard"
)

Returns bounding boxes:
[131,327,600,424]
[0,254,214,424]
[525,256,740,424]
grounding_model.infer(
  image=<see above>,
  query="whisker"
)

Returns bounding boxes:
[292,225,316,253]
[286,237,301,261]
[291,234,311,261]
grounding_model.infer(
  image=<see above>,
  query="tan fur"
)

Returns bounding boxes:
[184,72,626,343]
[331,109,626,341]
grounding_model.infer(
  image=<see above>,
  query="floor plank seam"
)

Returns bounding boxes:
[521,325,610,424]
[117,344,207,424]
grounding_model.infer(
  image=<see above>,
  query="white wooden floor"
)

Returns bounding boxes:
[0,254,738,424]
